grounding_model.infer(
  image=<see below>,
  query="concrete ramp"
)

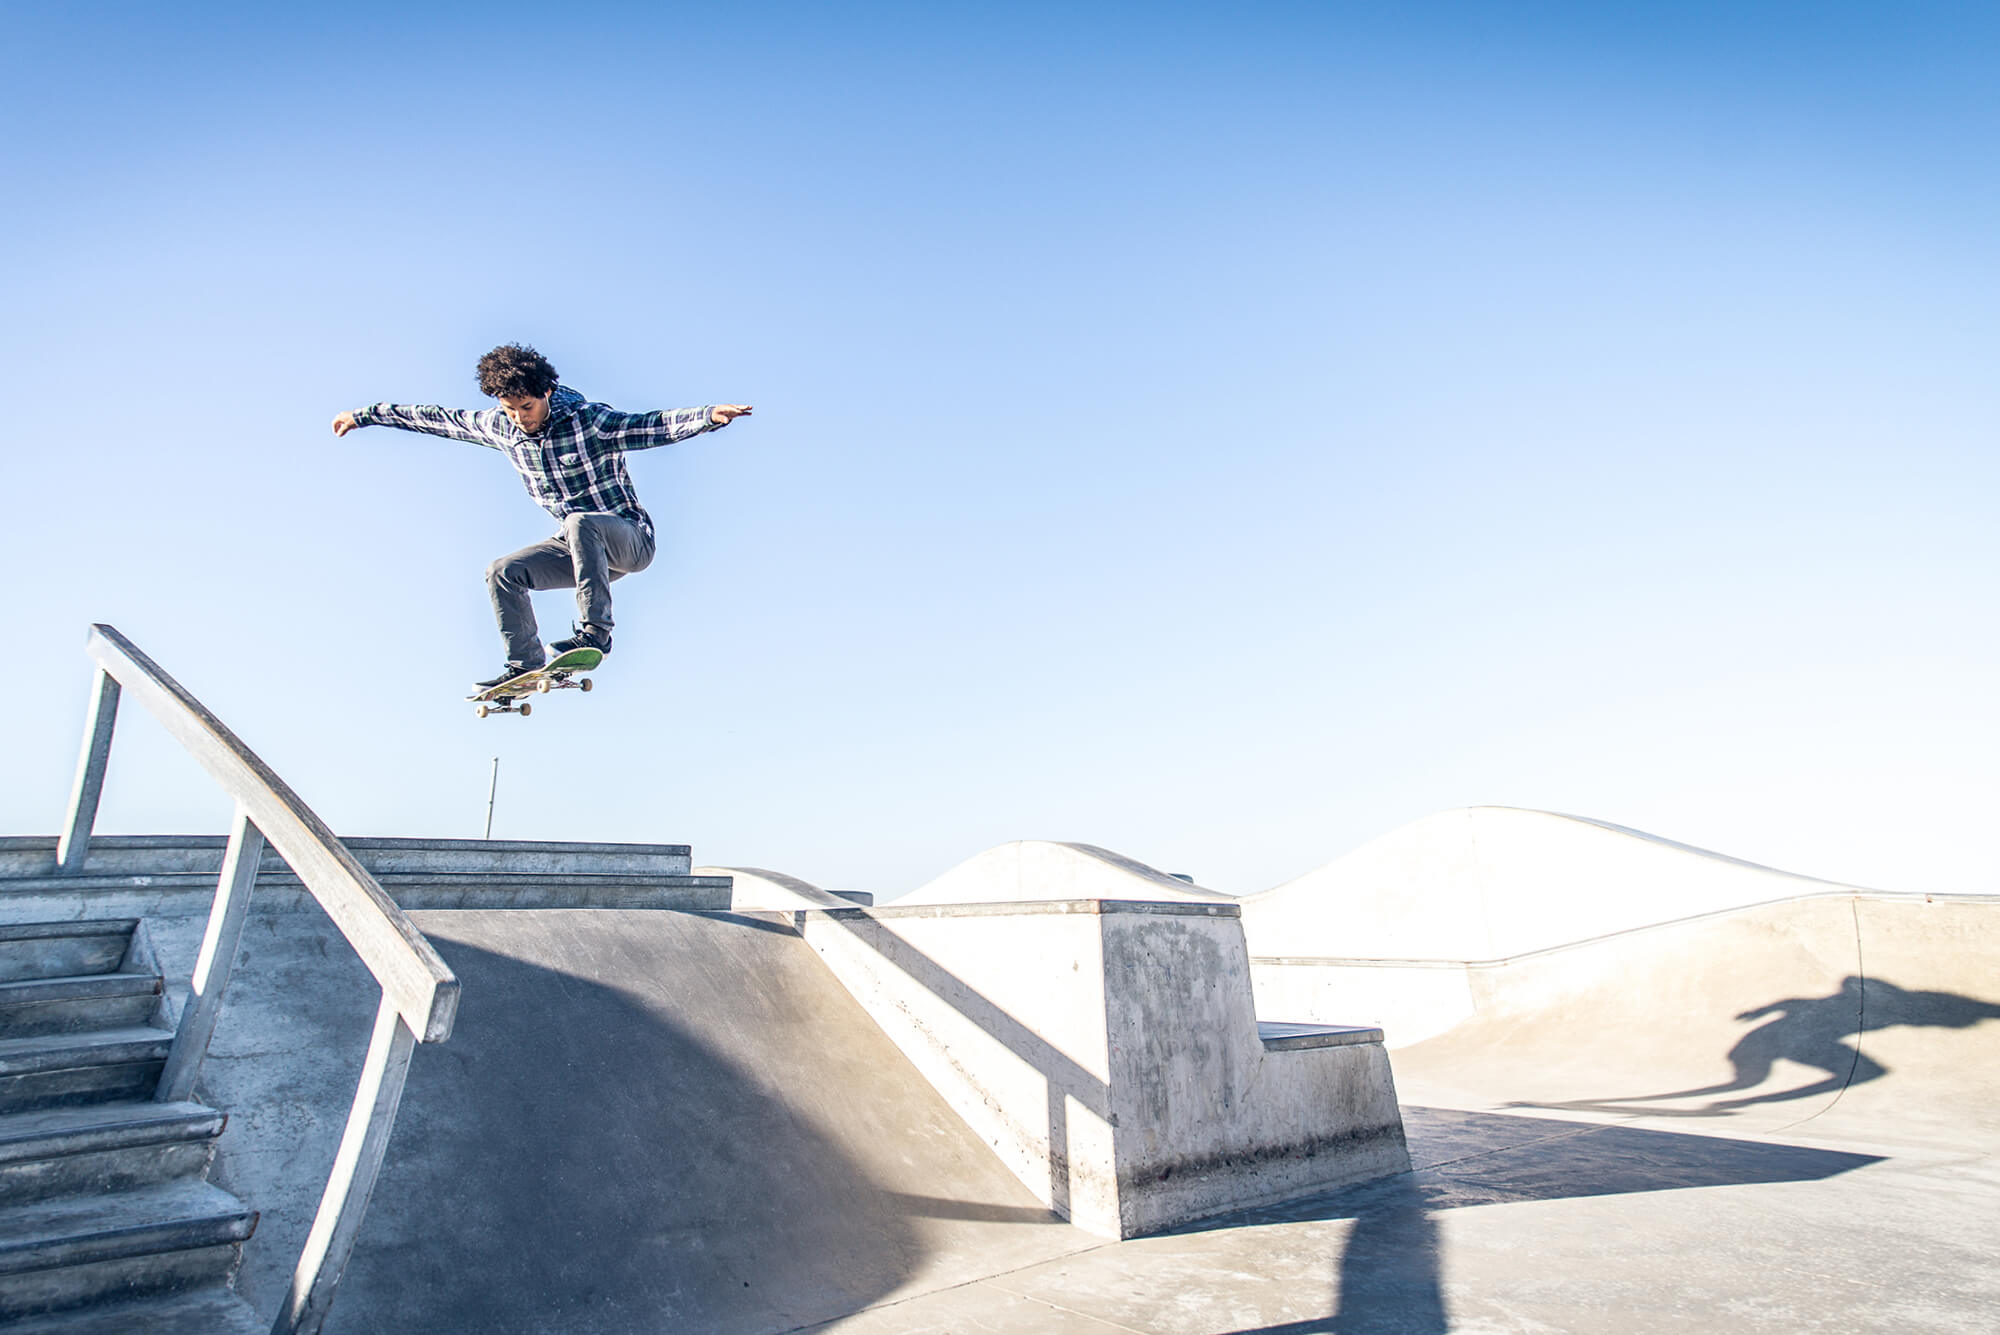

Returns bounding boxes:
[201,910,1093,1335]
[1386,893,2000,1151]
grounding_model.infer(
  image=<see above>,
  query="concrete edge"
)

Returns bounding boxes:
[0,835,695,856]
[815,898,1242,921]
[1250,888,2000,969]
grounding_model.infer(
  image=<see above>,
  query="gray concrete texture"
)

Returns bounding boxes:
[198,908,1092,1334]
[180,884,2000,1334]
[795,900,1407,1239]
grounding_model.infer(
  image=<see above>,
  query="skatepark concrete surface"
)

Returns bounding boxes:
[172,817,1999,1335]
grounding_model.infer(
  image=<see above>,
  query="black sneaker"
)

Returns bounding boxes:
[475,661,545,690]
[549,624,612,656]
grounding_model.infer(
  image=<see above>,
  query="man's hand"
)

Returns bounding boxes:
[710,404,753,426]
[331,411,360,437]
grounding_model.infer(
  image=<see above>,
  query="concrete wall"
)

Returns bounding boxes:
[797,899,1408,1238]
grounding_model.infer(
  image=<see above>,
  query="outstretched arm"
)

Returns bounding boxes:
[331,403,502,447]
[592,403,754,450]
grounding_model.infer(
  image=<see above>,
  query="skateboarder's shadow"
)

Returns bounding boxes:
[1522,975,2000,1118]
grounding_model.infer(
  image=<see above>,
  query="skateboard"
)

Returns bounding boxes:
[467,647,604,718]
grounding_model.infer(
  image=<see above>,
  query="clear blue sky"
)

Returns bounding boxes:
[5,2,1995,896]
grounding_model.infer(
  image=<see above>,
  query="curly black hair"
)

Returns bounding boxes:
[476,344,559,399]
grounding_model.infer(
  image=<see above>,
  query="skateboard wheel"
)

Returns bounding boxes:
[536,678,552,693]
[476,704,490,719]
[519,701,532,717]
[579,677,592,692]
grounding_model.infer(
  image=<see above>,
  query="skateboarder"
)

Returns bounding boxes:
[332,344,751,689]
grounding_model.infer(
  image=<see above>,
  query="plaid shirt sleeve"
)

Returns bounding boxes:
[353,402,504,448]
[584,404,720,451]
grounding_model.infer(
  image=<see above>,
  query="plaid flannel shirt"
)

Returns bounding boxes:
[354,386,717,538]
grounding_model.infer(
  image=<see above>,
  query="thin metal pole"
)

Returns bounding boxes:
[158,805,265,1103]
[271,997,418,1335]
[483,757,499,840]
[58,669,121,872]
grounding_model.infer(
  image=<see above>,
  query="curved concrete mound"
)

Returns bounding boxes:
[697,865,872,911]
[892,840,1234,907]
[1239,806,1906,1043]
[1239,806,1872,961]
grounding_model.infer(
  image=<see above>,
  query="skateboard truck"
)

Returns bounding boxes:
[468,647,603,719]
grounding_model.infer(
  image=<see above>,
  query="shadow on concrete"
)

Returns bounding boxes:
[1186,1105,1882,1335]
[265,911,1082,1335]
[1513,977,2000,1120]
[328,937,915,1333]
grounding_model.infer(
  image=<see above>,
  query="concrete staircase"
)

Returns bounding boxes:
[0,834,730,1330]
[0,920,261,1333]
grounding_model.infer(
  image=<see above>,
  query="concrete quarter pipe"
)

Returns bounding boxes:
[204,909,1095,1335]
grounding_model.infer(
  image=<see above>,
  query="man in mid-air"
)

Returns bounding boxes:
[333,343,751,690]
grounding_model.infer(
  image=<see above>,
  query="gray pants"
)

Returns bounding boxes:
[486,511,655,665]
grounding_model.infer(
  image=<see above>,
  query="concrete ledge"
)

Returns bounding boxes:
[1257,1021,1386,1050]
[0,876,733,919]
[0,836,695,880]
[0,837,729,919]
[831,899,1241,922]
[796,898,1408,1238]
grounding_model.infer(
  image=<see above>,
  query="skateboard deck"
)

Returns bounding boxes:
[468,647,604,717]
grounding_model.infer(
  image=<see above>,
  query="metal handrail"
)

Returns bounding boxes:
[56,624,459,1335]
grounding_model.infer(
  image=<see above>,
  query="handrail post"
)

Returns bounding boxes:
[271,995,418,1335]
[157,805,265,1104]
[57,668,121,873]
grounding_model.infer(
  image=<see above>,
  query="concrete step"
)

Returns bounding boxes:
[0,974,163,1039]
[0,1101,224,1207]
[0,923,133,984]
[1257,1021,1388,1050]
[0,1179,256,1320]
[0,1028,171,1114]
[1,1283,264,1334]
